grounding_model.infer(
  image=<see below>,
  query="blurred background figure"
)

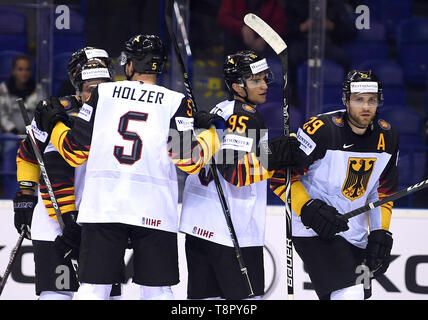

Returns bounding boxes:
[0,53,43,198]
[284,0,357,100]
[0,53,43,134]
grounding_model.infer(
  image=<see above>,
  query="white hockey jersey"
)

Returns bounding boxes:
[31,143,87,241]
[76,81,186,232]
[271,110,399,248]
[180,99,270,247]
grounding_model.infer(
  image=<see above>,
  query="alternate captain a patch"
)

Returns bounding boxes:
[342,157,377,201]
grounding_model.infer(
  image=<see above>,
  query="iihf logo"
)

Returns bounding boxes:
[142,217,161,227]
[192,226,214,239]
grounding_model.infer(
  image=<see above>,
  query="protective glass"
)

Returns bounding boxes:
[244,69,274,88]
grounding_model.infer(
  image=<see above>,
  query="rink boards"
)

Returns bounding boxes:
[0,201,427,300]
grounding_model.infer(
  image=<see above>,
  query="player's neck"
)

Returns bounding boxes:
[234,95,257,107]
[131,73,157,85]
[347,118,367,135]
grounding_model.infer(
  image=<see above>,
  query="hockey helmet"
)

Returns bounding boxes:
[74,60,114,93]
[342,70,383,106]
[224,50,273,96]
[67,47,113,92]
[119,34,167,74]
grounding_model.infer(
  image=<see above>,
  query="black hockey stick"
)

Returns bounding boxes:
[17,98,79,273]
[244,13,294,300]
[0,230,25,296]
[343,178,428,220]
[165,0,255,297]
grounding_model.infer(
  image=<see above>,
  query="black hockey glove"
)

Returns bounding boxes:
[300,199,349,239]
[259,135,303,171]
[194,111,225,129]
[13,192,38,240]
[54,211,81,260]
[35,96,69,134]
[364,229,393,278]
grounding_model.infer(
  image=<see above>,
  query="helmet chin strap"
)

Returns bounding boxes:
[235,85,257,106]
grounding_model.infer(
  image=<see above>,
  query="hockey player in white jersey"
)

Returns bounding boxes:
[33,34,220,300]
[179,50,302,300]
[14,47,115,299]
[271,70,399,300]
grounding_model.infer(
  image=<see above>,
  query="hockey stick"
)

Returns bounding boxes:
[244,13,294,300]
[343,178,428,220]
[17,98,79,274]
[17,98,65,230]
[0,230,25,296]
[165,0,255,297]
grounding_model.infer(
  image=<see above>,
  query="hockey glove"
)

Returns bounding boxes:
[194,111,225,129]
[364,229,393,278]
[13,192,37,240]
[54,211,81,260]
[300,199,349,239]
[259,135,303,171]
[35,96,69,134]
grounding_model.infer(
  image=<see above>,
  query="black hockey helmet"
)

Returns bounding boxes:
[73,60,114,93]
[223,50,273,98]
[120,34,167,74]
[342,70,383,106]
[67,47,113,92]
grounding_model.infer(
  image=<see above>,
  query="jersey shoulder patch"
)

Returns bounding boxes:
[60,95,81,113]
[377,118,391,131]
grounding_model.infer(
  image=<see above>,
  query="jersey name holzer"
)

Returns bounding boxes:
[112,86,164,104]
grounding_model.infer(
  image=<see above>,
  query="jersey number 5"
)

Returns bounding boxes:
[114,111,148,165]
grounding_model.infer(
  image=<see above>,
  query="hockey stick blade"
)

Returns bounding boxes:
[244,13,287,55]
[343,177,428,220]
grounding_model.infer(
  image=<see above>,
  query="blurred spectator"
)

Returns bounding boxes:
[284,0,357,102]
[190,0,224,58]
[217,0,287,55]
[0,54,43,198]
[0,54,43,134]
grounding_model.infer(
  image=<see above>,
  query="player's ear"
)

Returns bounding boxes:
[232,83,245,96]
[126,60,134,76]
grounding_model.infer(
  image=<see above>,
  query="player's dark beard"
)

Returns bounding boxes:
[347,108,373,129]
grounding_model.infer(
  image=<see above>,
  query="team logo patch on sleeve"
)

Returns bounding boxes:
[297,128,316,155]
[242,104,256,113]
[60,99,70,109]
[332,116,344,127]
[175,117,194,131]
[77,103,93,122]
[342,157,376,201]
[378,119,391,130]
[221,134,253,152]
